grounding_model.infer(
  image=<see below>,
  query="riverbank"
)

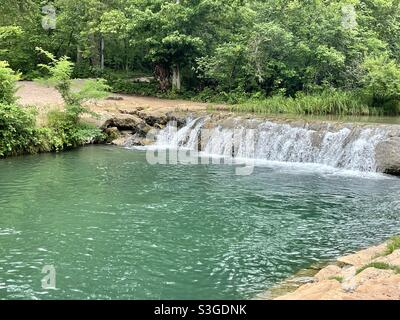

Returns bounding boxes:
[16,81,400,125]
[10,82,400,175]
[269,237,400,300]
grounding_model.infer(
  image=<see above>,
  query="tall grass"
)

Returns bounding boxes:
[385,236,400,255]
[229,91,388,116]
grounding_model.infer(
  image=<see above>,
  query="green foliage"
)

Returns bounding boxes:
[0,61,20,104]
[229,90,379,116]
[0,48,108,158]
[36,47,78,105]
[357,262,400,274]
[196,41,248,91]
[385,236,400,255]
[0,103,38,156]
[47,109,104,150]
[75,79,110,101]
[34,48,108,151]
[3,0,400,114]
[109,78,159,96]
[0,103,104,157]
[36,47,109,109]
[0,25,23,58]
[0,26,23,41]
[362,54,400,114]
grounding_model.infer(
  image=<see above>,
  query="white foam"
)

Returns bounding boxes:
[129,117,395,179]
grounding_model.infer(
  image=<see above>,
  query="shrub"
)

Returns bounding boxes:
[36,48,110,106]
[0,55,107,158]
[35,48,108,149]
[109,78,159,96]
[72,61,93,79]
[0,103,104,157]
[0,103,39,156]
[47,109,104,150]
[0,60,20,104]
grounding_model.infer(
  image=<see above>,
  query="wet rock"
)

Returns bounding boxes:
[375,137,400,175]
[123,133,144,147]
[104,127,120,142]
[154,123,165,130]
[149,115,168,126]
[166,114,186,128]
[110,131,131,146]
[137,122,153,136]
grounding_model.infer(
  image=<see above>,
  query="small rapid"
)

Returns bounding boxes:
[154,117,394,172]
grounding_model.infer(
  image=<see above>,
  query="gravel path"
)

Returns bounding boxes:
[16,81,222,114]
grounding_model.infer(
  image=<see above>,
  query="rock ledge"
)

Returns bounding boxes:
[273,238,400,300]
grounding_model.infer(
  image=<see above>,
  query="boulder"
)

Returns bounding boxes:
[166,113,186,128]
[102,114,145,132]
[274,280,343,300]
[124,133,155,147]
[146,114,168,126]
[374,249,400,266]
[375,137,400,175]
[354,267,395,287]
[337,243,387,268]
[314,265,342,282]
[104,127,120,142]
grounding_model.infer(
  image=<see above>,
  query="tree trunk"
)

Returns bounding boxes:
[89,34,100,67]
[124,39,129,73]
[100,37,105,70]
[77,45,82,64]
[154,64,170,91]
[172,65,181,92]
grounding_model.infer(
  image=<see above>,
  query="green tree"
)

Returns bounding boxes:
[362,54,400,113]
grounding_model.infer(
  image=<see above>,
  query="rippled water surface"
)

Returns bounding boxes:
[1,146,400,299]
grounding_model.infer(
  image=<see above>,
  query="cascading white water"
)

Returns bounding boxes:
[154,117,390,172]
[156,117,205,148]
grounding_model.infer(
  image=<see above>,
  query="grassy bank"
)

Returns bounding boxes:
[0,103,105,158]
[106,77,400,116]
[228,92,387,116]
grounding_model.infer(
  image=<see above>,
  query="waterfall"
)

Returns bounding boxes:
[154,117,392,172]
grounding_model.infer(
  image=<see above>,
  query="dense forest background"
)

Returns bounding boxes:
[2,0,400,114]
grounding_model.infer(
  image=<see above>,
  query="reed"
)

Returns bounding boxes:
[229,91,390,116]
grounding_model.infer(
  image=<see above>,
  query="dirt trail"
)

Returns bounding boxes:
[16,81,223,114]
